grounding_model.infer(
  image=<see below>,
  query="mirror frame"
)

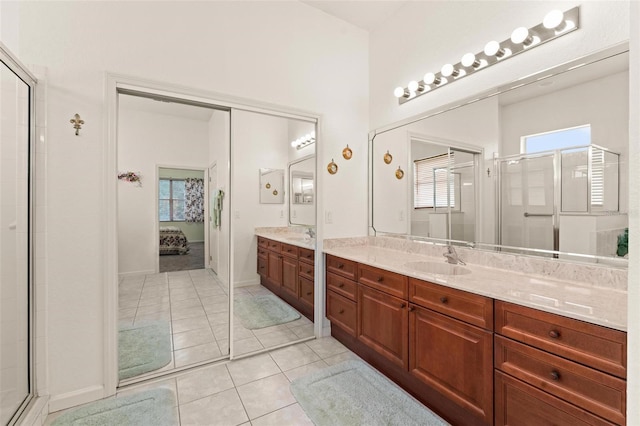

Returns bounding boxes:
[368,42,629,267]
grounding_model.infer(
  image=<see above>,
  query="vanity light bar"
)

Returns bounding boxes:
[291,132,316,150]
[394,7,580,105]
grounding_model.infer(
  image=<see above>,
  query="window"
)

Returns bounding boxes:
[159,178,186,221]
[414,153,455,209]
[523,125,591,154]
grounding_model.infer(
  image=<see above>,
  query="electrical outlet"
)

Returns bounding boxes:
[325,211,333,224]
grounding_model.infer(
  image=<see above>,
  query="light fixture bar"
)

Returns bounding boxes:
[396,6,580,105]
[291,131,316,150]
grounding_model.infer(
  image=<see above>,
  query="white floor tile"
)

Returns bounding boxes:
[236,374,296,420]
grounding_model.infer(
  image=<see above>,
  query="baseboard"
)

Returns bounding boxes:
[118,269,155,279]
[48,385,105,413]
[18,395,49,426]
[234,278,260,287]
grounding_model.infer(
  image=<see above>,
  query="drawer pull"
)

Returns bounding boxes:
[550,370,560,381]
[400,302,406,309]
[548,330,560,339]
[287,249,292,252]
[259,266,265,270]
[439,296,448,304]
[338,283,344,288]
[376,276,384,282]
[338,263,344,269]
[306,254,312,258]
[408,306,415,312]
[306,270,312,274]
[306,292,312,296]
[339,309,344,314]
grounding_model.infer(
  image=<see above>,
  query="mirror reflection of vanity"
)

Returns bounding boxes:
[289,155,315,226]
[371,45,629,265]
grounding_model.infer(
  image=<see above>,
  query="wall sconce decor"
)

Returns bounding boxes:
[327,159,338,175]
[383,151,393,164]
[118,171,142,187]
[265,183,271,189]
[395,166,404,180]
[393,7,579,104]
[70,113,84,135]
[291,131,316,150]
[342,145,353,160]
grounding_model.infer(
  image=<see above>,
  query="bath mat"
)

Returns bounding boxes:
[118,320,172,380]
[51,388,177,426]
[291,360,450,426]
[234,294,300,329]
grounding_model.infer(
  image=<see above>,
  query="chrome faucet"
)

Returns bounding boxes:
[443,245,465,265]
[306,227,316,238]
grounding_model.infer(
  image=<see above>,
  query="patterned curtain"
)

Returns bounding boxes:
[185,178,205,222]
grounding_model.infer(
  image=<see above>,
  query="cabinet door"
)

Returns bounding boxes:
[495,371,615,426]
[357,285,408,370]
[281,256,298,299]
[267,251,282,286]
[409,304,493,424]
[257,254,267,277]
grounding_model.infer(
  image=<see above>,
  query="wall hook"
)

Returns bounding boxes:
[70,113,84,136]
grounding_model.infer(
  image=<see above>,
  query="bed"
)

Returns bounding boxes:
[159,226,189,255]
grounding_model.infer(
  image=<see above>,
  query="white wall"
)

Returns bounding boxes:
[232,110,290,287]
[370,1,630,128]
[13,1,368,406]
[117,98,209,276]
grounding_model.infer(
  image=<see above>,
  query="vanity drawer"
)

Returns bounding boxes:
[358,264,408,299]
[326,255,358,281]
[327,272,357,301]
[257,247,268,258]
[258,237,269,248]
[298,247,315,264]
[266,240,282,252]
[327,290,357,337]
[495,371,616,426]
[409,278,493,330]
[299,261,314,280]
[281,243,298,259]
[299,276,314,307]
[495,336,626,424]
[495,301,626,378]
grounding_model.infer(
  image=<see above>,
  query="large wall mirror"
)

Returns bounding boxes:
[371,44,629,265]
[289,155,315,226]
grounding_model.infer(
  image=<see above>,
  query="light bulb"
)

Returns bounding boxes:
[408,80,424,93]
[511,27,533,46]
[394,86,406,98]
[461,53,481,68]
[291,141,297,147]
[543,10,564,30]
[423,72,440,85]
[441,63,459,78]
[484,40,505,58]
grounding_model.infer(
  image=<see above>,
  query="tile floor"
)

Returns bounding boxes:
[118,268,315,380]
[45,337,364,426]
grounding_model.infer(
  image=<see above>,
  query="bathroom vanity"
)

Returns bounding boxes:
[256,231,315,321]
[324,237,627,426]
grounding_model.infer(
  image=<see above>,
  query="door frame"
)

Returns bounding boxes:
[104,73,322,396]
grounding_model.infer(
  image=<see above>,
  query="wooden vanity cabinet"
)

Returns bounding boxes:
[257,236,314,321]
[326,255,359,338]
[494,301,627,426]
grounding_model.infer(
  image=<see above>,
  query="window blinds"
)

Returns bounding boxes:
[414,153,455,209]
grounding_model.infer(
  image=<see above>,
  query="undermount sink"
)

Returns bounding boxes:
[403,261,471,276]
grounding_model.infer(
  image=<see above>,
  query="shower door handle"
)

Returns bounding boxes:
[523,213,553,217]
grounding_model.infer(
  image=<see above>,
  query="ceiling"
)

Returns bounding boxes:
[300,0,407,31]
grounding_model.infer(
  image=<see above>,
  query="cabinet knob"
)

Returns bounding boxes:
[549,330,560,339]
[408,306,415,312]
[550,370,560,381]
[339,309,344,314]
[439,296,448,304]
[307,270,312,274]
[376,276,384,282]
[338,263,344,269]
[259,266,265,270]
[306,292,312,296]
[400,303,406,309]
[338,283,344,288]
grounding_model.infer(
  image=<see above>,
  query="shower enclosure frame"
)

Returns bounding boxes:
[0,42,37,426]
[495,143,621,254]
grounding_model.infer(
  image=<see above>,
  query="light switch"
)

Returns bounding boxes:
[325,211,333,224]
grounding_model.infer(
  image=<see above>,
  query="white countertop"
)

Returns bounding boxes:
[323,244,627,332]
[255,229,315,250]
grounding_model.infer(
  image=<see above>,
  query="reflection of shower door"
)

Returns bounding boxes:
[499,154,555,252]
[209,163,218,273]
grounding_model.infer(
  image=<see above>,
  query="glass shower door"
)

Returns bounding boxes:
[0,52,33,424]
[500,154,555,252]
